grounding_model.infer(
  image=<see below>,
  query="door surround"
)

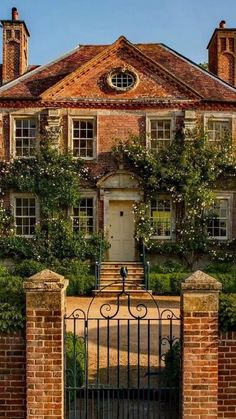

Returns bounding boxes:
[97,171,142,261]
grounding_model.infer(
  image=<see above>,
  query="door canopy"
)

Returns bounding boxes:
[97,170,140,189]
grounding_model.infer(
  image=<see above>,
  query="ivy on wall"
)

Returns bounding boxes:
[113,128,236,267]
[0,146,106,263]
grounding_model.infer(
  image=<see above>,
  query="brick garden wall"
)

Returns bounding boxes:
[218,331,236,418]
[0,330,26,419]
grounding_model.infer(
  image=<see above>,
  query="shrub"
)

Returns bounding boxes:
[0,303,25,332]
[219,294,236,332]
[151,260,188,274]
[57,260,95,296]
[0,268,25,332]
[65,332,85,388]
[66,274,95,296]
[150,272,189,295]
[205,262,236,274]
[0,272,25,308]
[11,259,46,277]
[0,236,34,259]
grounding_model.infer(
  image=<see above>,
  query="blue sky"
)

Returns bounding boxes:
[0,0,236,66]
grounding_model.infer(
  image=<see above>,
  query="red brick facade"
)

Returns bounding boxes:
[1,8,30,84]
[181,271,221,419]
[24,270,67,419]
[0,331,26,419]
[0,11,235,262]
[208,22,236,86]
[218,331,236,418]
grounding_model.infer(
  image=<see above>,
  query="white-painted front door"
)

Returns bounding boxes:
[108,200,135,261]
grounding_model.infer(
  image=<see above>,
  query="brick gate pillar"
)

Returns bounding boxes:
[24,269,68,419]
[181,270,222,419]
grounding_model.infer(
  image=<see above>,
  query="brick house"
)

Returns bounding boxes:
[0,8,236,263]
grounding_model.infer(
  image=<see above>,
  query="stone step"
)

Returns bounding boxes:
[100,271,144,280]
[95,261,145,295]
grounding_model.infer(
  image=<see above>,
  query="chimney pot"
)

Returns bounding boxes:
[219,20,226,29]
[12,7,19,21]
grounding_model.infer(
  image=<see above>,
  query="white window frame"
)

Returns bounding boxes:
[11,193,39,238]
[207,193,233,241]
[10,114,39,158]
[146,116,174,151]
[71,193,97,237]
[150,196,175,240]
[204,114,232,143]
[69,116,97,160]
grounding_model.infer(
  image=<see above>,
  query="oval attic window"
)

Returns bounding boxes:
[109,71,136,91]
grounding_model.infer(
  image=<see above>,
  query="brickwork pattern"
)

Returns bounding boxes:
[218,331,236,418]
[0,331,26,419]
[24,270,67,419]
[208,29,236,86]
[182,310,219,418]
[26,307,64,418]
[181,271,221,419]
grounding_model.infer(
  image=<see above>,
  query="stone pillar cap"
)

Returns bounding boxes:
[28,269,64,282]
[24,269,67,291]
[182,270,222,291]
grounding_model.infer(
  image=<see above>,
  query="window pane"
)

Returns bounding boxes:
[14,118,37,157]
[150,120,171,150]
[207,199,228,238]
[73,120,95,158]
[151,198,172,237]
[73,198,94,235]
[14,197,36,236]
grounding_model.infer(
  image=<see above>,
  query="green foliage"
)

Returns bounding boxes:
[0,148,84,217]
[0,272,25,308]
[0,236,34,259]
[205,263,236,293]
[150,260,188,273]
[219,294,236,332]
[150,272,188,295]
[113,130,236,267]
[11,259,46,277]
[66,275,95,296]
[0,146,107,265]
[57,260,95,296]
[65,332,85,388]
[149,263,236,295]
[0,228,108,265]
[0,269,25,332]
[0,303,25,332]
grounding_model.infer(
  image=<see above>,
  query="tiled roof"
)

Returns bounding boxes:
[138,43,236,101]
[0,39,236,101]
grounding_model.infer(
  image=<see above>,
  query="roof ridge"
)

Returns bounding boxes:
[41,36,202,100]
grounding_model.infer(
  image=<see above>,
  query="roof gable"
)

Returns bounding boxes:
[0,37,236,102]
[40,36,201,101]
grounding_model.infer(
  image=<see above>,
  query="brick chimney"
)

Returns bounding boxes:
[207,21,236,86]
[0,7,30,84]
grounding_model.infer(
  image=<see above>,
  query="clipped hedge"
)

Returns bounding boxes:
[150,272,189,295]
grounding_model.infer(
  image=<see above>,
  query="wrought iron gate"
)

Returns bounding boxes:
[64,278,181,419]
